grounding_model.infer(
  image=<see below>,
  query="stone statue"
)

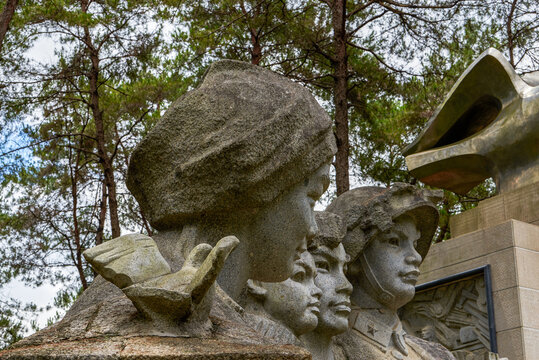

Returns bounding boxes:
[300,212,353,360]
[327,183,455,360]
[124,59,335,303]
[5,60,337,356]
[244,250,322,344]
[244,211,352,360]
[403,48,539,195]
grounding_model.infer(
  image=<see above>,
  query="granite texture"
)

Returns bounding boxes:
[127,59,336,230]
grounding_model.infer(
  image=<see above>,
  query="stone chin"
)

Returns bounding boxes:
[326,305,351,333]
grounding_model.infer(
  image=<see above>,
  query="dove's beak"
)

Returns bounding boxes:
[403,48,539,195]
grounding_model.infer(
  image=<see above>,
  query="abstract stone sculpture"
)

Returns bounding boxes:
[3,60,337,358]
[403,48,539,195]
[300,212,352,360]
[327,183,455,360]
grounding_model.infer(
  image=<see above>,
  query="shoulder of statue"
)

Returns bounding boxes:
[334,328,389,360]
[405,335,456,360]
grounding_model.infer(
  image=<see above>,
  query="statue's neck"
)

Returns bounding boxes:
[350,281,399,326]
[300,330,334,360]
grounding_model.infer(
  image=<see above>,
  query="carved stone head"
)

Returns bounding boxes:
[125,60,336,285]
[307,212,352,336]
[247,250,322,337]
[327,184,442,310]
[126,60,336,231]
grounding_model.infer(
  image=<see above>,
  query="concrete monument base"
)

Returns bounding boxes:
[450,182,539,238]
[417,219,539,360]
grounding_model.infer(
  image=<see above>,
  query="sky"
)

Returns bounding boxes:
[1,35,62,334]
[2,281,60,331]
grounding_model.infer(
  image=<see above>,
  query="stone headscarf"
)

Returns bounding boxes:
[127,60,337,230]
[326,183,443,264]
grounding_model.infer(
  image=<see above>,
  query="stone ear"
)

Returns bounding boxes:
[246,279,267,301]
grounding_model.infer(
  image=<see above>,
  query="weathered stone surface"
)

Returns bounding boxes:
[1,336,311,359]
[126,59,336,230]
[404,48,539,195]
[83,235,239,329]
[311,212,346,248]
[329,184,454,359]
[450,181,539,237]
[83,233,171,289]
[5,282,309,358]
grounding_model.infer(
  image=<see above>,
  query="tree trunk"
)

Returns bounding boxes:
[331,0,350,195]
[71,172,88,290]
[69,144,88,290]
[506,0,518,67]
[81,0,121,238]
[0,0,18,53]
[95,180,108,245]
[87,48,121,238]
[251,33,262,65]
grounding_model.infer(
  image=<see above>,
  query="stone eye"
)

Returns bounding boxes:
[291,271,306,282]
[388,237,400,247]
[316,260,329,272]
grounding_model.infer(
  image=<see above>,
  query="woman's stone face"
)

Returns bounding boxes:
[311,243,352,335]
[361,214,422,310]
[247,163,331,282]
[261,251,322,336]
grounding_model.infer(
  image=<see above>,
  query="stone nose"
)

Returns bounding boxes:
[336,274,353,296]
[306,216,319,241]
[311,284,322,300]
[405,247,422,266]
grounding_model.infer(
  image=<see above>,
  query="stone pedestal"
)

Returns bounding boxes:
[418,183,539,360]
[0,336,310,359]
[450,182,539,238]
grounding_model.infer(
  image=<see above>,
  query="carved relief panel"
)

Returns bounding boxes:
[400,268,496,360]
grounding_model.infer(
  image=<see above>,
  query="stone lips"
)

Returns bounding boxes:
[326,183,442,264]
[127,60,336,230]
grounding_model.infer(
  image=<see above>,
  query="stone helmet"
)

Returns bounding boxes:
[325,183,443,265]
[127,60,336,230]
